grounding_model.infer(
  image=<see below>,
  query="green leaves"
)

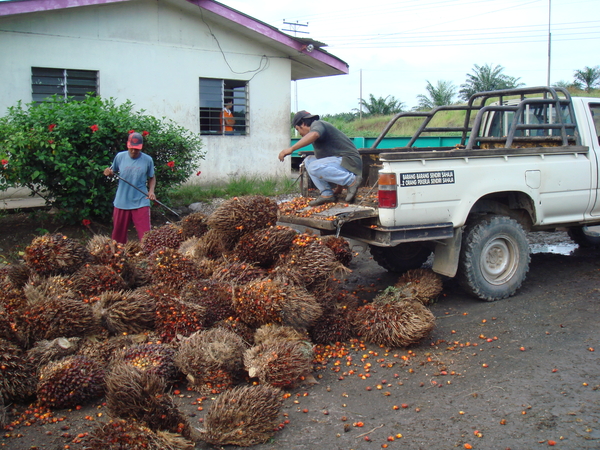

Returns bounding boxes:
[0,95,205,224]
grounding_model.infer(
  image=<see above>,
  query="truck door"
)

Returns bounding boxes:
[588,103,600,216]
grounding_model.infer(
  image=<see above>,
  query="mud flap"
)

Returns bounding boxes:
[432,227,462,277]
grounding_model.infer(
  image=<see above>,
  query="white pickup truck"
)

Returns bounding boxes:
[280,87,600,301]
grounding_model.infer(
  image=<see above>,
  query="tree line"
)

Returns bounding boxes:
[345,63,600,119]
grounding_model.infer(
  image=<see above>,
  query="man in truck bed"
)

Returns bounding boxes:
[279,110,363,206]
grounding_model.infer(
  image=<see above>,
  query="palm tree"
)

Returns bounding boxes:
[459,63,524,101]
[356,94,405,116]
[415,80,456,110]
[573,66,600,93]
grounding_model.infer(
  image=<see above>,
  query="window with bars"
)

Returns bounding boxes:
[199,78,248,136]
[31,67,98,102]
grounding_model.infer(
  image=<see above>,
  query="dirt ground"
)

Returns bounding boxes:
[0,209,599,450]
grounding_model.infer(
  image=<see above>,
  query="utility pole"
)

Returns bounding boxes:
[359,69,363,121]
[547,0,551,86]
[284,20,309,125]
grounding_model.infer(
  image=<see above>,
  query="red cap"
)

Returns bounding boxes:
[127,132,143,149]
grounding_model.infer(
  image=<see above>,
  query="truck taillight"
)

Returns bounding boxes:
[378,173,397,208]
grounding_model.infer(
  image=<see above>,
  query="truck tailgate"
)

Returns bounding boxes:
[279,204,378,231]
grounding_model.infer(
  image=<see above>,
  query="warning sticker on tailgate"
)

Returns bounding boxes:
[399,170,455,187]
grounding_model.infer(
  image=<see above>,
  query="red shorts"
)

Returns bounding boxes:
[111,207,151,244]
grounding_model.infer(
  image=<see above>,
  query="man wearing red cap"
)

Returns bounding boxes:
[103,132,156,243]
[279,111,362,206]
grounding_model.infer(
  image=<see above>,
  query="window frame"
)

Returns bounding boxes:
[31,67,98,102]
[199,78,248,136]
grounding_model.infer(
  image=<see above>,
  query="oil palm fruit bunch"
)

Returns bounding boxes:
[206,195,279,238]
[180,279,234,327]
[26,337,81,369]
[394,268,443,305]
[148,287,205,342]
[0,338,36,402]
[0,306,24,347]
[77,334,146,367]
[179,211,209,240]
[23,274,74,305]
[21,293,98,344]
[212,316,255,345]
[105,363,193,440]
[114,343,178,384]
[244,339,313,389]
[86,235,135,286]
[85,418,195,450]
[178,236,202,260]
[194,228,238,259]
[24,233,91,276]
[37,355,105,409]
[233,277,286,327]
[175,327,246,394]
[199,384,283,447]
[277,277,323,329]
[321,235,353,266]
[233,225,297,267]
[5,263,32,289]
[142,224,184,255]
[93,290,155,335]
[354,299,435,348]
[148,248,200,290]
[253,324,309,346]
[276,233,347,290]
[0,278,27,315]
[70,264,128,299]
[308,301,355,345]
[211,260,267,286]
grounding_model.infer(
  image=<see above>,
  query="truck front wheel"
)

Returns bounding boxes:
[369,243,432,273]
[458,215,530,301]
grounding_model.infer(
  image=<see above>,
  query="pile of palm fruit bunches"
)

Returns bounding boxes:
[0,195,443,448]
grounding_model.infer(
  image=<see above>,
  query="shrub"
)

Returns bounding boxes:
[0,95,204,223]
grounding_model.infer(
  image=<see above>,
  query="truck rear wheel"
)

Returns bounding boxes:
[369,243,432,273]
[567,226,600,248]
[458,215,530,301]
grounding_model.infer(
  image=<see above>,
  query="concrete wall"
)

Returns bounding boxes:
[0,0,292,184]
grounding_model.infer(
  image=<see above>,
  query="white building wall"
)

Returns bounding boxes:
[0,0,293,184]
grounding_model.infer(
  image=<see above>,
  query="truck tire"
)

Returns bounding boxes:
[458,215,530,301]
[567,226,600,248]
[369,243,432,274]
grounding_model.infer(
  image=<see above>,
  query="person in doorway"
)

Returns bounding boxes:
[279,110,362,206]
[103,131,156,244]
[220,100,235,135]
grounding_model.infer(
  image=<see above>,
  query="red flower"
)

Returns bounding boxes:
[142,131,150,137]
[196,171,202,176]
[48,124,56,132]
[89,124,99,133]
[129,130,135,134]
[82,219,91,226]
[1,159,8,166]
[167,161,175,168]
[48,140,54,144]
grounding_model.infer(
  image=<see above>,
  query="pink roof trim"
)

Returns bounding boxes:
[190,0,348,73]
[0,0,130,15]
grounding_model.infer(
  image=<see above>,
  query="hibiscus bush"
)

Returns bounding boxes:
[0,95,204,223]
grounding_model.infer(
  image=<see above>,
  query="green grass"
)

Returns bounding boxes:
[169,175,300,207]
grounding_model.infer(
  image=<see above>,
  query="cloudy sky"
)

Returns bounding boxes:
[227,0,599,114]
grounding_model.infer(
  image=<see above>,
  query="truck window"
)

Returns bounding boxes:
[590,104,600,144]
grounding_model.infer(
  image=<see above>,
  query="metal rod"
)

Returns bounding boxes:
[112,174,181,219]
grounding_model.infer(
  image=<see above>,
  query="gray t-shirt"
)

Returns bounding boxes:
[310,120,362,175]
